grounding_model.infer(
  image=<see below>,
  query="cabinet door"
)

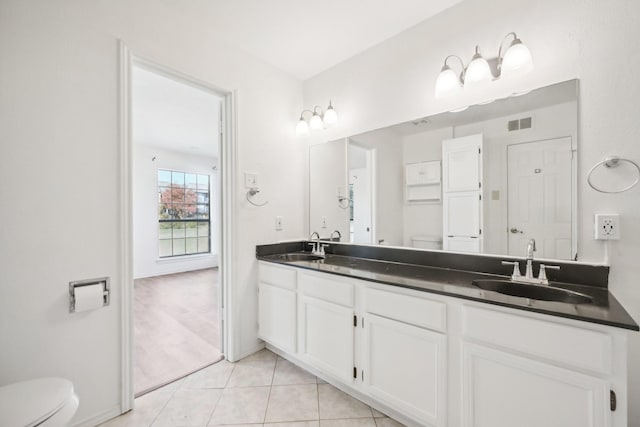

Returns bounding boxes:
[363,314,446,427]
[258,283,296,353]
[300,296,354,383]
[442,134,482,193]
[443,191,480,237]
[443,191,482,253]
[462,342,609,427]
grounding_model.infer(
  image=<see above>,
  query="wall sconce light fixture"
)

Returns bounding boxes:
[434,32,533,99]
[296,101,338,136]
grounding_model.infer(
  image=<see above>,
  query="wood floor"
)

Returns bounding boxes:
[134,268,222,396]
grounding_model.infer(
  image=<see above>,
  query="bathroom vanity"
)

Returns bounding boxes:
[256,241,637,427]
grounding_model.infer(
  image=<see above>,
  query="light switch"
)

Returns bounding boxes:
[244,172,258,188]
[275,216,283,231]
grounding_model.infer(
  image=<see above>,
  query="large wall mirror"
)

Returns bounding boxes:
[309,79,579,261]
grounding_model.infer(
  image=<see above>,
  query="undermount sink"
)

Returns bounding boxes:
[472,279,593,304]
[275,253,324,262]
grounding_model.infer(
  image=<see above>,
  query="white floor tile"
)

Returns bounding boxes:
[152,389,222,427]
[182,360,235,389]
[265,384,319,422]
[272,358,317,386]
[208,386,271,425]
[320,419,377,427]
[100,350,404,427]
[318,384,372,420]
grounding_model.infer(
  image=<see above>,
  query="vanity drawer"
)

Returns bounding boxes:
[463,305,613,375]
[299,271,354,307]
[259,262,297,290]
[364,287,447,333]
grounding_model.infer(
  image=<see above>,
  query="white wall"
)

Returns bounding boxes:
[0,0,305,425]
[303,0,640,423]
[402,127,452,246]
[133,145,218,278]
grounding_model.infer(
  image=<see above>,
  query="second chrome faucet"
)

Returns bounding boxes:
[502,238,560,285]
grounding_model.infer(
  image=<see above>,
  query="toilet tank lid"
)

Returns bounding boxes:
[0,377,75,427]
[411,235,442,243]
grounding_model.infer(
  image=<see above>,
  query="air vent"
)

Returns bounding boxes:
[507,116,533,132]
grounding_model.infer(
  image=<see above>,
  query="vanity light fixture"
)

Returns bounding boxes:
[464,46,492,88]
[434,55,465,98]
[434,32,533,98]
[296,101,338,136]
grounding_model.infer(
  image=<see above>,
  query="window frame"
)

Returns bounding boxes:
[157,169,211,258]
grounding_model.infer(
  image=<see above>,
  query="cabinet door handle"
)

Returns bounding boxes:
[610,390,617,411]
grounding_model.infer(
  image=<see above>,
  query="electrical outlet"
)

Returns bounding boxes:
[594,213,620,240]
[275,216,283,231]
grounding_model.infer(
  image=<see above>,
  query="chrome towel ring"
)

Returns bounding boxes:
[246,187,268,206]
[587,156,640,193]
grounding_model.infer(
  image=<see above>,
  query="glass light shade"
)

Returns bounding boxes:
[309,113,323,130]
[323,106,338,126]
[501,40,533,77]
[296,118,310,136]
[434,65,461,98]
[464,54,492,87]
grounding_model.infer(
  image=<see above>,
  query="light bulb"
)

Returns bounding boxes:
[309,112,323,130]
[323,103,338,126]
[296,118,310,136]
[434,65,462,99]
[464,48,492,88]
[501,39,533,77]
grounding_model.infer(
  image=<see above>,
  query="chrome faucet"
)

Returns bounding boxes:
[501,238,561,285]
[330,230,342,242]
[525,238,536,279]
[308,231,326,257]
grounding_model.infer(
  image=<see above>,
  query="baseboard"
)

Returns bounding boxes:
[72,404,122,427]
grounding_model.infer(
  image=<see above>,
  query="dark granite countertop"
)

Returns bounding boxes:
[258,251,639,332]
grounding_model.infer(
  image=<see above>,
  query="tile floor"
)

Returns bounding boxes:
[100,349,404,427]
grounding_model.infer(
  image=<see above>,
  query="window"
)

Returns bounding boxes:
[158,169,210,257]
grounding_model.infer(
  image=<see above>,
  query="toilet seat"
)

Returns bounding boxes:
[0,378,79,427]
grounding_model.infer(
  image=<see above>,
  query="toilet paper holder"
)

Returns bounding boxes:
[69,277,110,313]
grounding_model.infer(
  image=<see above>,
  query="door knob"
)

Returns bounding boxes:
[510,228,524,234]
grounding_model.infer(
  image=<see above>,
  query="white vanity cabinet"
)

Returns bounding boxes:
[258,262,298,353]
[362,287,447,427]
[459,305,625,427]
[257,262,629,427]
[298,270,356,383]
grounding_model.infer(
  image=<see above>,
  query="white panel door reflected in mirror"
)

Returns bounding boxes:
[310,79,579,261]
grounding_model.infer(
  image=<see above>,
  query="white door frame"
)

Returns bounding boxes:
[118,41,236,412]
[347,140,376,245]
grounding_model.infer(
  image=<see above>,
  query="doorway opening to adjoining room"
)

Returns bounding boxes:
[128,59,228,397]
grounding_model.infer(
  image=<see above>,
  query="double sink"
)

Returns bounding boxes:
[272,252,593,305]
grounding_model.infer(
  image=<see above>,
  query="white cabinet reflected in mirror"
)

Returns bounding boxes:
[309,79,579,261]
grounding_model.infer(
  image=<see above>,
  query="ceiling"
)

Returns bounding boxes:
[161,0,464,80]
[132,65,222,158]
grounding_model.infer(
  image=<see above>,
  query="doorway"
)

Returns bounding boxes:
[348,143,375,244]
[507,137,573,259]
[130,61,225,396]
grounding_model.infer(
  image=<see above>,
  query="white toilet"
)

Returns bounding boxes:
[410,235,442,250]
[0,378,79,427]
